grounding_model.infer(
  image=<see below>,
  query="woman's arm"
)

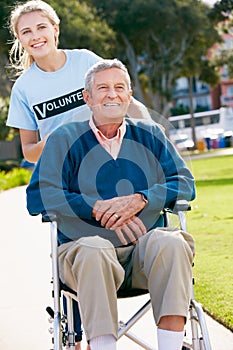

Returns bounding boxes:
[127,97,152,120]
[20,129,50,163]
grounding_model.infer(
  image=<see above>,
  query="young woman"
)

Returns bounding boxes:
[6,1,102,349]
[7,0,103,165]
[6,1,150,348]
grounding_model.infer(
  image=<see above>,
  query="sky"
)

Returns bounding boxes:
[202,0,218,6]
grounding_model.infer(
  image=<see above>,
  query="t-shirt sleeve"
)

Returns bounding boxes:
[7,84,38,130]
[80,49,102,67]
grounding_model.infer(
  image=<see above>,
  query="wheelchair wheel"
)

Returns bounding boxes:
[188,299,212,350]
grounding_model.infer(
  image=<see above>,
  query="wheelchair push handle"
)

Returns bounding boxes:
[42,211,58,223]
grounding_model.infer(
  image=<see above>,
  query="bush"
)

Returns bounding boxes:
[0,168,32,191]
[0,160,21,171]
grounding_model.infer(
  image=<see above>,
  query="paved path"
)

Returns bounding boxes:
[184,147,233,161]
[0,186,232,350]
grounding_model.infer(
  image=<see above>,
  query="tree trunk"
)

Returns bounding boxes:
[188,76,197,149]
[121,34,145,103]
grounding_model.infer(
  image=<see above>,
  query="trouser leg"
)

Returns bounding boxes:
[58,236,125,341]
[131,228,195,324]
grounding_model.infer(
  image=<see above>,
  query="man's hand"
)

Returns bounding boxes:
[115,216,147,245]
[92,193,147,229]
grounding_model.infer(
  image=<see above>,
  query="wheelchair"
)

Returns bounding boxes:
[42,200,212,350]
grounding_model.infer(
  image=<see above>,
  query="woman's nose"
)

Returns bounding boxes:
[31,30,40,40]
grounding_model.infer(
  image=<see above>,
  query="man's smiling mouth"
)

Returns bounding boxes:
[103,103,120,106]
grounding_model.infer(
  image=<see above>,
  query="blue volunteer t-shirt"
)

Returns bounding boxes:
[7,49,101,138]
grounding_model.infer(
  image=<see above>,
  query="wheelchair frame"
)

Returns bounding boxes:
[43,200,212,350]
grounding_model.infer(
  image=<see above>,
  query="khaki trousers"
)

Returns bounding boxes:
[58,228,195,341]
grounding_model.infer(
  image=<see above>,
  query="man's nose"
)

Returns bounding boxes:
[107,87,117,98]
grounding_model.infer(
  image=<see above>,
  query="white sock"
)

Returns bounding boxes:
[90,334,116,350]
[157,328,185,350]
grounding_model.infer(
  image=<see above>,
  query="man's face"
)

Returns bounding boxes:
[83,67,132,125]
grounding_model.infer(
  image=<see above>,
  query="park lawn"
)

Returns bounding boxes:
[186,155,233,330]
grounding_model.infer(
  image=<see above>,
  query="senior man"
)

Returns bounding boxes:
[27,59,196,350]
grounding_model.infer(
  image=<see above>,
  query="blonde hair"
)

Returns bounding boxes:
[9,0,60,75]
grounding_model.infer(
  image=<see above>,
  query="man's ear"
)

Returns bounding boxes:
[82,89,90,106]
[129,89,133,102]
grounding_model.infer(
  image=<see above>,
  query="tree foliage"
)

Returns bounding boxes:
[0,0,16,56]
[0,0,224,122]
[49,0,115,57]
[208,0,233,79]
[208,0,233,22]
[88,0,221,116]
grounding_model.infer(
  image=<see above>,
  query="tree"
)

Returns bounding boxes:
[49,0,115,57]
[0,0,16,56]
[208,0,233,22]
[88,0,220,118]
[208,0,233,79]
[175,8,221,148]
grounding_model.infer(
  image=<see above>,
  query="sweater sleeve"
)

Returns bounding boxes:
[26,126,95,220]
[138,125,196,212]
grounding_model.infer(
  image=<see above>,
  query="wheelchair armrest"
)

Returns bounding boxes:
[173,199,191,213]
[41,200,191,223]
[165,199,191,214]
[42,212,58,223]
[163,200,191,231]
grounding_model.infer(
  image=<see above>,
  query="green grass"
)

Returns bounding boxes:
[186,155,233,330]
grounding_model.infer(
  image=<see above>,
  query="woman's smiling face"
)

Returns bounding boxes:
[17,10,59,61]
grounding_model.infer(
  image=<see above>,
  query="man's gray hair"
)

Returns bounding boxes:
[84,58,131,92]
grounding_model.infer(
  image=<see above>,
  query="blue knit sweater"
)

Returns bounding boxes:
[26,118,195,247]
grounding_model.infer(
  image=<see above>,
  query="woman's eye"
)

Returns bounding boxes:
[22,29,31,35]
